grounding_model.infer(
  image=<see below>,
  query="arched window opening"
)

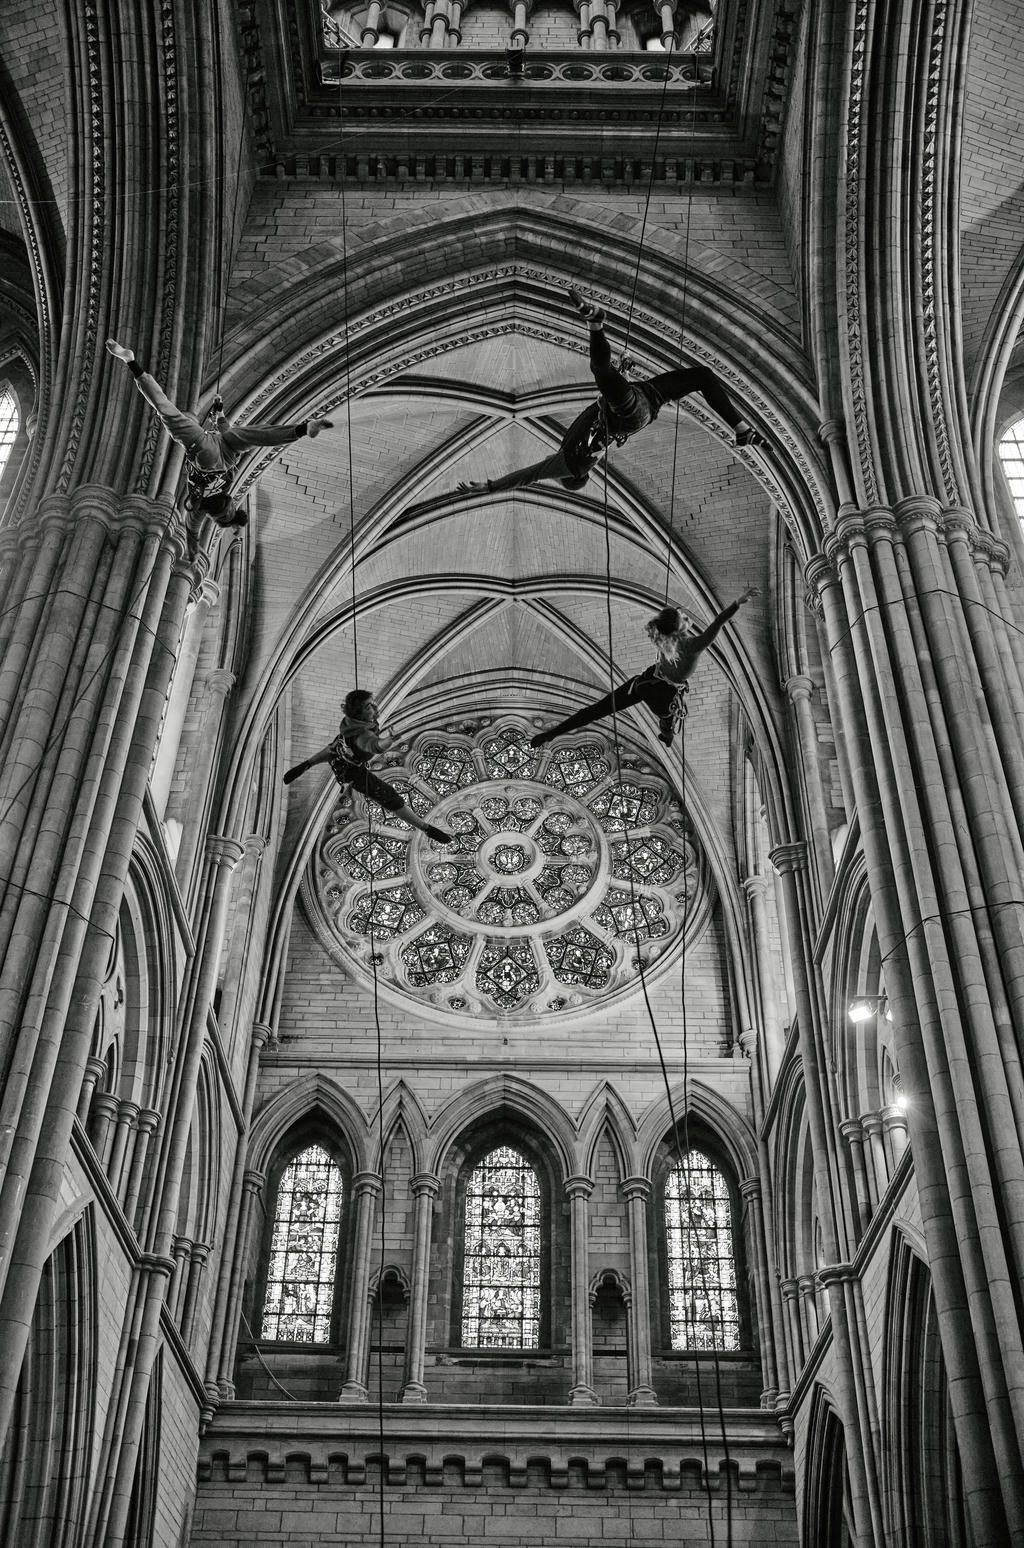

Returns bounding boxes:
[998,417,1024,523]
[665,1148,740,1351]
[261,1142,344,1342]
[461,1144,541,1349]
[0,387,18,482]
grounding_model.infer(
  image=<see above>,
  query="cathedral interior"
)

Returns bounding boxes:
[2,0,1024,1544]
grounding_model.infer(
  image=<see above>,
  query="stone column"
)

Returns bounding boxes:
[170,1236,192,1321]
[206,1024,272,1409]
[340,1171,383,1402]
[401,1173,439,1403]
[217,1169,265,1398]
[565,1176,598,1405]
[122,1109,160,1229]
[620,1177,657,1406]
[797,1273,819,1348]
[100,835,244,1548]
[860,1111,888,1200]
[360,0,383,43]
[77,1055,107,1125]
[839,1118,873,1229]
[657,0,676,48]
[173,668,236,893]
[510,0,530,47]
[780,1278,803,1373]
[180,1243,211,1347]
[108,1100,140,1196]
[784,673,836,896]
[149,577,219,819]
[89,1091,121,1167]
[738,1177,777,1406]
[770,841,883,1543]
[812,542,1024,1545]
[742,874,785,1083]
[881,1104,909,1169]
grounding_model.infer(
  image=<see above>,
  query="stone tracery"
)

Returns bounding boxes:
[308,717,705,1019]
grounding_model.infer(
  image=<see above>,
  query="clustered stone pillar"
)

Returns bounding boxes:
[340,1171,383,1401]
[401,1173,440,1403]
[742,874,786,1083]
[809,496,1024,1546]
[509,0,531,47]
[565,1175,598,1405]
[217,1168,266,1398]
[784,673,836,899]
[620,1177,657,1405]
[99,834,244,1548]
[770,840,885,1544]
[205,1023,272,1413]
[0,491,186,1446]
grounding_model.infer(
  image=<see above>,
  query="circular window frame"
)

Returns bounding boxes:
[300,716,715,1027]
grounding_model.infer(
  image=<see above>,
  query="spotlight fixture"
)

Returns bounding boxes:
[848,994,891,1024]
[506,47,525,77]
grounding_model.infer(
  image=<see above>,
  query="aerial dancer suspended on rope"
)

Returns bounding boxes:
[458,289,762,497]
[106,338,333,545]
[531,587,758,750]
[283,689,454,843]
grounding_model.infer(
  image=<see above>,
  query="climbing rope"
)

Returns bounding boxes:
[337,52,384,1548]
[597,442,734,1548]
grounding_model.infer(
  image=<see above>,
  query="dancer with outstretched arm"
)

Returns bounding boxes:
[531,588,758,750]
[284,689,454,843]
[459,289,761,497]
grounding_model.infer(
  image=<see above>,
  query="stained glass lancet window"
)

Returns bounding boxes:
[998,418,1024,524]
[262,1143,343,1342]
[461,1146,541,1348]
[665,1149,740,1351]
[0,389,18,481]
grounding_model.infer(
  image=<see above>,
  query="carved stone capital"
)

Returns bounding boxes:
[565,1174,595,1201]
[769,842,807,875]
[816,1262,856,1289]
[353,1170,384,1199]
[206,668,236,699]
[620,1176,652,1205]
[206,835,245,871]
[411,1173,441,1199]
[784,674,814,704]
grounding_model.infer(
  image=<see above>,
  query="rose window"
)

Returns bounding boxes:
[305,718,709,1022]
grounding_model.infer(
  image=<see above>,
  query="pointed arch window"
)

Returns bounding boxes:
[665,1148,740,1351]
[998,418,1024,523]
[261,1143,344,1342]
[461,1144,541,1348]
[0,388,18,481]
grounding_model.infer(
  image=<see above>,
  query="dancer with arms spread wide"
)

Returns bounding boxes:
[459,288,761,497]
[106,337,332,538]
[531,588,758,750]
[284,690,454,843]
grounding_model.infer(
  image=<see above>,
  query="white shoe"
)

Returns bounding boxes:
[105,338,134,363]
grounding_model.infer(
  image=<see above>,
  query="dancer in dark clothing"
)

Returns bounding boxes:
[284,689,454,843]
[531,587,758,749]
[106,338,332,533]
[459,289,761,496]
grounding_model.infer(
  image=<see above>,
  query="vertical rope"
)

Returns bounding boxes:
[338,52,360,691]
[622,40,676,354]
[597,450,734,1547]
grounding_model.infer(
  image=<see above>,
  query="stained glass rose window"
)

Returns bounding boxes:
[305,718,708,1022]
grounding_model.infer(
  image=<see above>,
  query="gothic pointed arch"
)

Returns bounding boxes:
[576,1082,638,1179]
[636,1078,758,1183]
[426,1074,579,1178]
[247,1074,372,1175]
